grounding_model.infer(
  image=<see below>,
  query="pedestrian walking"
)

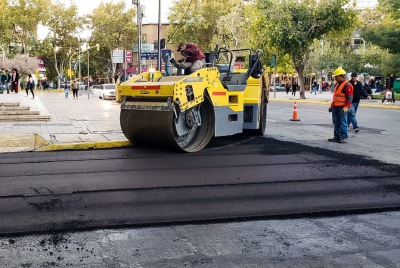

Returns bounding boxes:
[312,81,318,95]
[348,73,368,133]
[11,68,19,93]
[26,74,35,99]
[71,80,79,99]
[64,83,70,98]
[328,69,353,143]
[292,81,297,96]
[330,80,335,94]
[285,80,291,95]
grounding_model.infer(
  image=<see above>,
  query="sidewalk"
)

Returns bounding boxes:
[270,90,400,109]
[0,91,130,153]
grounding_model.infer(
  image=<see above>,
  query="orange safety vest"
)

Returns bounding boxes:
[333,81,349,107]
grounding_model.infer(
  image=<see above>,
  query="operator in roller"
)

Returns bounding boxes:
[171,42,206,74]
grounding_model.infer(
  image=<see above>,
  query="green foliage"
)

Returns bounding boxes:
[8,0,51,54]
[167,0,240,51]
[30,1,82,80]
[88,1,137,78]
[361,0,400,54]
[255,0,357,98]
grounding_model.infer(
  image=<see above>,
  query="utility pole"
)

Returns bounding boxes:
[87,42,90,99]
[78,38,81,82]
[157,0,162,71]
[133,0,143,74]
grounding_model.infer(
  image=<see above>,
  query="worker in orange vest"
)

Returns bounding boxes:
[328,69,353,143]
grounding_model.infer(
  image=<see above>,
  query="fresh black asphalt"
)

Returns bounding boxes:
[1,136,400,235]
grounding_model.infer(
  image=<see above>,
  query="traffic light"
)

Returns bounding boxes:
[67,69,74,76]
[35,70,38,77]
[96,43,100,51]
[160,38,166,49]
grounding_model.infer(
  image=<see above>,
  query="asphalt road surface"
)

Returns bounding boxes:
[1,133,400,236]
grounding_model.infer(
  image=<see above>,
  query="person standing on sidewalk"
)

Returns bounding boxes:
[348,73,367,133]
[11,68,19,93]
[328,69,353,143]
[71,80,79,99]
[26,74,35,99]
[1,69,8,93]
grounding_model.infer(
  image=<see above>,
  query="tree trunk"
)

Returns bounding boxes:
[298,68,306,99]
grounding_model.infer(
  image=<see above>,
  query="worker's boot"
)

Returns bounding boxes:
[170,58,185,69]
[328,137,340,142]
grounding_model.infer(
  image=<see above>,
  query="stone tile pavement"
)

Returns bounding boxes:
[0,91,126,144]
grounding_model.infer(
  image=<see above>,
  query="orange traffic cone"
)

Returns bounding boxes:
[290,102,301,121]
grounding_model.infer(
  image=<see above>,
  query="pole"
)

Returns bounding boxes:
[363,39,365,58]
[88,44,90,99]
[273,65,277,99]
[79,39,81,82]
[137,0,142,74]
[157,0,162,71]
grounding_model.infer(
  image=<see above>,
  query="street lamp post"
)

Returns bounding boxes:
[157,0,162,71]
[133,0,143,74]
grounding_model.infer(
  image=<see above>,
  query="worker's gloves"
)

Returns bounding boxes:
[342,106,349,113]
[170,58,183,68]
[328,107,332,113]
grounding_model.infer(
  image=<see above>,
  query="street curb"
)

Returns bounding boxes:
[0,134,131,153]
[271,98,400,109]
[271,98,331,104]
[37,140,132,152]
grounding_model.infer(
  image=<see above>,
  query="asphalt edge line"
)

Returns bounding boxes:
[271,98,400,109]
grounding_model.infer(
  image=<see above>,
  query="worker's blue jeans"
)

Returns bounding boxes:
[332,107,348,139]
[347,103,359,129]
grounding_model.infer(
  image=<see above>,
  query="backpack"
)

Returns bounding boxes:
[386,91,392,100]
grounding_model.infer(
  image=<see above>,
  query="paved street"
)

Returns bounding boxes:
[1,91,400,267]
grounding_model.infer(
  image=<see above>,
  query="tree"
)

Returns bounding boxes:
[7,0,51,54]
[211,1,254,50]
[167,0,240,51]
[2,54,37,74]
[255,0,357,98]
[88,1,137,81]
[361,0,400,55]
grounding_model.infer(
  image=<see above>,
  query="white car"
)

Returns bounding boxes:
[91,84,116,100]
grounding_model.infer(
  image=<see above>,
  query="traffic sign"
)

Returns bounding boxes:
[112,50,124,63]
[125,50,132,63]
[141,53,158,60]
[271,54,277,67]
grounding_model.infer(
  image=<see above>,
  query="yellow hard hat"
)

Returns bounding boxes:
[333,69,346,76]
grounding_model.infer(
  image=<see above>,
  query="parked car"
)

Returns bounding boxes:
[269,83,288,92]
[91,84,116,100]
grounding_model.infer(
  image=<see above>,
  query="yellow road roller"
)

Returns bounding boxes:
[119,48,269,152]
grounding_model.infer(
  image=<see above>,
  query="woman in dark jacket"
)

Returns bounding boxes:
[11,68,20,93]
[26,74,35,99]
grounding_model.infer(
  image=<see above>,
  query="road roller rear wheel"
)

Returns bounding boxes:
[120,94,215,152]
